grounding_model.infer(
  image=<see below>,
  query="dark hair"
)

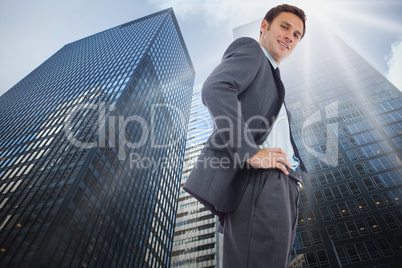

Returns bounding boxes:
[261,4,306,39]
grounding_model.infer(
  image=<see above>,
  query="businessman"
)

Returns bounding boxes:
[184,4,307,267]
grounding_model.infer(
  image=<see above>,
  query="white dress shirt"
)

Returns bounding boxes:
[259,46,299,169]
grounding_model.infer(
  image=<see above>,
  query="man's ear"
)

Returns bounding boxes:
[260,19,269,34]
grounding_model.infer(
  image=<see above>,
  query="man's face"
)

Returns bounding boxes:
[259,12,304,66]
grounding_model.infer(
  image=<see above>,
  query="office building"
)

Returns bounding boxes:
[233,17,402,267]
[171,89,224,267]
[0,8,194,267]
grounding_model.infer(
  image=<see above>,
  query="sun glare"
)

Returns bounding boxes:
[288,0,334,20]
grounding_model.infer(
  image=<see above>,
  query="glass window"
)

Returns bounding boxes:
[370,129,382,140]
[382,213,399,229]
[326,225,339,241]
[305,252,317,266]
[395,234,402,248]
[384,125,397,137]
[346,150,358,161]
[300,231,312,247]
[372,175,385,188]
[316,250,329,266]
[338,168,349,181]
[339,184,351,197]
[387,189,402,206]
[391,122,402,134]
[314,190,324,203]
[372,194,387,209]
[355,219,369,236]
[392,137,402,149]
[348,136,359,146]
[324,188,334,201]
[337,222,350,239]
[309,176,318,187]
[324,171,336,183]
[345,244,360,263]
[354,163,367,175]
[330,205,342,219]
[366,216,381,233]
[339,203,350,217]
[376,238,394,257]
[298,211,306,227]
[347,221,359,237]
[356,198,370,213]
[387,154,401,168]
[305,210,316,225]
[342,126,351,135]
[364,240,381,260]
[317,173,327,185]
[335,246,349,265]
[300,193,310,207]
[320,207,331,221]
[340,138,351,149]
[357,242,372,261]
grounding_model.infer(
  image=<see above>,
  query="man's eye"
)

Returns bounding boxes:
[294,34,300,39]
[281,25,287,29]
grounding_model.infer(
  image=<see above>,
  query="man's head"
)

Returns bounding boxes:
[259,4,306,66]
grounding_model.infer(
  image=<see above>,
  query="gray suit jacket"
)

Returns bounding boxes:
[183,37,305,221]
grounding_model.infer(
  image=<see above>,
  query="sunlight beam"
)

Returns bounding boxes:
[330,8,402,34]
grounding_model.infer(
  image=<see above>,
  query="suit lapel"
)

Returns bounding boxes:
[268,61,307,173]
[266,61,285,123]
[256,61,285,145]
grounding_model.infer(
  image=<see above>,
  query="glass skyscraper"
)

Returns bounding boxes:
[171,89,224,267]
[0,8,194,267]
[232,17,401,268]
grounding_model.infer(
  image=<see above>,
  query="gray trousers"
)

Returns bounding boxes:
[222,168,300,268]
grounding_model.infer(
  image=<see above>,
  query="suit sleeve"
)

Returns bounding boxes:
[202,37,263,163]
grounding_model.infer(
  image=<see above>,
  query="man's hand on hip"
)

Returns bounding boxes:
[246,148,291,175]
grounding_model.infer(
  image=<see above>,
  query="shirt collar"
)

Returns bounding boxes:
[260,46,278,69]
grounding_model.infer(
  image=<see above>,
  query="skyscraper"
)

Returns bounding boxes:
[0,8,194,267]
[171,89,223,267]
[233,17,402,267]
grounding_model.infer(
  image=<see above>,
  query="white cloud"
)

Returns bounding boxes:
[149,0,284,30]
[386,37,402,91]
[149,0,340,30]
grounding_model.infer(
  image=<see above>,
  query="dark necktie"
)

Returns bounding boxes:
[275,67,281,79]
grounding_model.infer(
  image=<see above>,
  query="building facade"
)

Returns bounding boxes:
[234,17,402,267]
[0,8,195,267]
[171,89,223,267]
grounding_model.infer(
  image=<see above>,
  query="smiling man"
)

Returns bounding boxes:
[184,4,307,267]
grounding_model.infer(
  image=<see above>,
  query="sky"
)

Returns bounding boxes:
[0,0,401,97]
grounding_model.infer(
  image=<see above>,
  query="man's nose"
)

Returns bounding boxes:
[285,35,293,43]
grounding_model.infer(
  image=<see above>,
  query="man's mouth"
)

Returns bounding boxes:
[278,41,289,50]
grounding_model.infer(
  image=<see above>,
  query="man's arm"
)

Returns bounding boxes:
[202,38,263,163]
